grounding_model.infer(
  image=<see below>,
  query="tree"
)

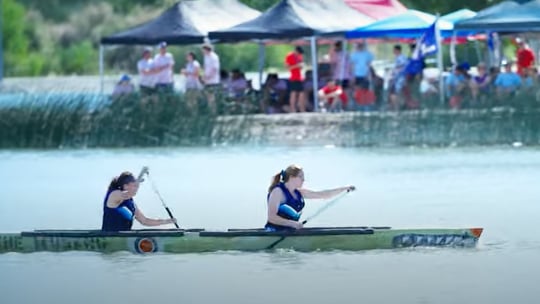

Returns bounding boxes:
[400,0,506,14]
[239,0,279,11]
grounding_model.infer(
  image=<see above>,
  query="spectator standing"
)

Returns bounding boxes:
[329,41,352,91]
[137,47,161,96]
[350,43,373,88]
[388,45,408,110]
[181,52,203,114]
[350,42,374,110]
[153,42,175,94]
[202,44,221,115]
[515,38,535,76]
[285,46,306,112]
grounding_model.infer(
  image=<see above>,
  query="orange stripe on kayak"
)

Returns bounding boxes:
[469,228,484,238]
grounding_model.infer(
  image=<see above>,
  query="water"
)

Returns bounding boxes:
[1,146,539,303]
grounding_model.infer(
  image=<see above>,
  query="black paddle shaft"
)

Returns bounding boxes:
[145,170,180,229]
[165,206,180,229]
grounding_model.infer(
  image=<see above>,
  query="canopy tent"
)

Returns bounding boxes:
[208,0,374,42]
[441,9,477,24]
[100,0,261,45]
[454,0,540,32]
[345,10,456,39]
[474,0,521,18]
[344,0,407,20]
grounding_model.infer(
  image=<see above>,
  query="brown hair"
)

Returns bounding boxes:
[268,164,303,193]
[108,171,136,192]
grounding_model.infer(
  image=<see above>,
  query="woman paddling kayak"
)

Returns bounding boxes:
[265,164,355,231]
[101,167,176,231]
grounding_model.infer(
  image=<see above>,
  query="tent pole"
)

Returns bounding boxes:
[487,31,493,67]
[310,36,319,112]
[0,0,3,86]
[435,16,445,106]
[258,41,265,91]
[450,31,457,67]
[99,45,104,95]
[339,39,348,80]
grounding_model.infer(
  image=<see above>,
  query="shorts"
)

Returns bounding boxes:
[337,79,350,89]
[204,83,222,94]
[354,77,370,90]
[289,80,304,92]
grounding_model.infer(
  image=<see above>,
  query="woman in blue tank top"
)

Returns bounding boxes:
[265,164,355,231]
[101,168,176,231]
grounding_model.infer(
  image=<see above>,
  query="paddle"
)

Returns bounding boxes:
[301,188,353,225]
[140,167,180,229]
[266,187,353,250]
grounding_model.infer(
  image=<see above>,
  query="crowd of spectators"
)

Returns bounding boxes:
[112,38,540,115]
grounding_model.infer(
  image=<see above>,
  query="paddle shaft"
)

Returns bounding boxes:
[301,189,351,225]
[145,171,180,229]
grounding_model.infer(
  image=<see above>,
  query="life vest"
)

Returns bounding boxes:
[101,191,136,231]
[265,182,305,231]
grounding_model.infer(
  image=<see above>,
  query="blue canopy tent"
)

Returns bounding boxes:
[344,10,455,39]
[454,1,540,67]
[441,9,477,24]
[455,0,540,32]
[459,1,520,21]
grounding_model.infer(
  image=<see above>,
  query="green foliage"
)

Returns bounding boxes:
[60,40,98,74]
[17,0,164,21]
[2,0,31,76]
[239,0,279,11]
[400,0,505,14]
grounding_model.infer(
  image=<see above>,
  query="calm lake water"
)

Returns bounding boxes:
[1,146,539,304]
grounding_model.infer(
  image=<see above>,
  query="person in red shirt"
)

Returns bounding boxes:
[515,38,535,76]
[318,79,348,112]
[285,46,306,112]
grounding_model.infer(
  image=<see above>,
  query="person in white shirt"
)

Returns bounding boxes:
[137,47,164,96]
[153,41,175,94]
[181,51,203,114]
[202,44,221,115]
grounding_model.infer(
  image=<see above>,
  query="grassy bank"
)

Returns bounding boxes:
[1,92,540,149]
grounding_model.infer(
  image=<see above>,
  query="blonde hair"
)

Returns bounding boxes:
[268,164,303,193]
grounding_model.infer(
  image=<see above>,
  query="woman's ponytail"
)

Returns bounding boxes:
[268,172,282,193]
[107,177,120,192]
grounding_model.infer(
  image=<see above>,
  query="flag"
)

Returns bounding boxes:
[412,20,439,60]
[405,20,439,76]
[487,31,501,66]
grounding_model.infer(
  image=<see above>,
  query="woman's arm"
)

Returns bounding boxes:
[267,189,302,229]
[134,207,176,227]
[299,186,355,200]
[105,190,133,208]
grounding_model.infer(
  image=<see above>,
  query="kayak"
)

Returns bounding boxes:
[0,226,483,254]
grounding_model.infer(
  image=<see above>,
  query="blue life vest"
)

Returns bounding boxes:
[101,191,136,231]
[265,183,305,231]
